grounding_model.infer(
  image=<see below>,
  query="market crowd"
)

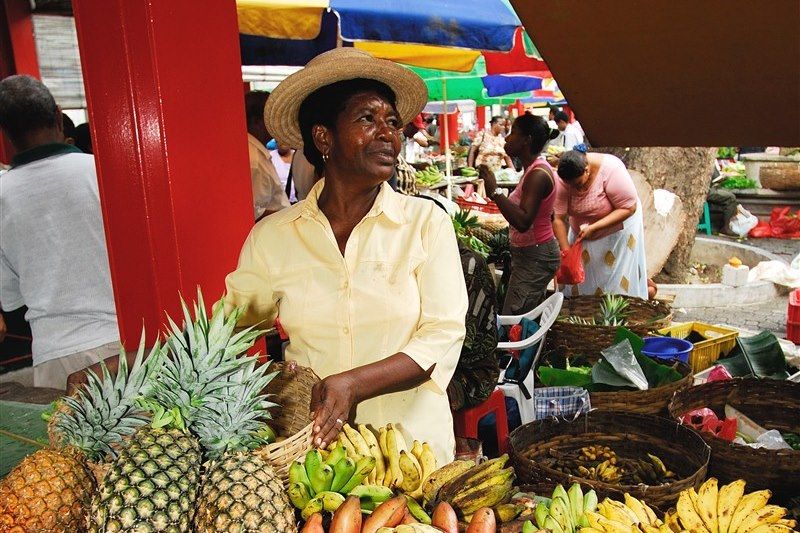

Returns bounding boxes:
[1,53,646,462]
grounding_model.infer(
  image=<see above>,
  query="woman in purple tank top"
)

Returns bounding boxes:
[480,113,562,315]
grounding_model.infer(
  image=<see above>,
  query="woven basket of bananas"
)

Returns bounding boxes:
[669,378,800,503]
[549,295,673,362]
[590,361,694,416]
[510,411,710,510]
[254,360,319,484]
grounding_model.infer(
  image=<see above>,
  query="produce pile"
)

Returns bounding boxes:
[415,166,445,188]
[562,295,630,327]
[0,292,297,532]
[538,446,675,486]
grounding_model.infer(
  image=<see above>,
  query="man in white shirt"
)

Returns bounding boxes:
[245,91,290,220]
[269,143,295,202]
[0,75,120,390]
[554,111,584,150]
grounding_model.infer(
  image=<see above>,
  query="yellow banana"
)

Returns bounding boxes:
[391,423,409,452]
[420,459,474,505]
[732,504,785,533]
[663,510,682,533]
[338,431,359,460]
[749,525,793,533]
[677,490,710,533]
[728,490,771,533]
[602,498,640,525]
[360,424,386,488]
[411,440,423,462]
[399,450,422,492]
[624,493,658,527]
[696,478,719,533]
[418,442,437,483]
[586,512,633,533]
[386,424,404,488]
[718,480,746,533]
[343,422,374,482]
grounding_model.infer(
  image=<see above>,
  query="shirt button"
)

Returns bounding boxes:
[343,327,349,335]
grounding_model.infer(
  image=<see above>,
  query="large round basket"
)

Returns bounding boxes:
[254,360,319,485]
[509,411,709,510]
[590,362,693,415]
[668,378,800,502]
[547,296,672,361]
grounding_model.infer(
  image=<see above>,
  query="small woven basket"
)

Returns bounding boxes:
[254,360,319,484]
[590,362,693,415]
[510,411,709,510]
[668,378,800,502]
[548,296,673,361]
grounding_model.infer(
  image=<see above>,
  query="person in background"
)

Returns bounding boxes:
[74,122,92,154]
[0,75,119,390]
[269,142,295,202]
[547,105,561,129]
[467,116,514,172]
[402,115,428,164]
[553,111,584,151]
[554,147,647,298]
[62,112,76,145]
[424,115,439,147]
[287,148,319,202]
[244,90,290,220]
[480,113,562,314]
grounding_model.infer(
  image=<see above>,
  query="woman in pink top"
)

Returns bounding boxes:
[554,148,648,298]
[480,113,562,314]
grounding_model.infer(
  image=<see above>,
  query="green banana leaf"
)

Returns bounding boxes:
[613,328,683,388]
[717,331,789,380]
[537,366,593,387]
[592,339,649,390]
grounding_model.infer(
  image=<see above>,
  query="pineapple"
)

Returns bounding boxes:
[452,209,493,243]
[598,294,630,326]
[0,340,165,533]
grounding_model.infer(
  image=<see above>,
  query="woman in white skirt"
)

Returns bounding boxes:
[553,147,647,298]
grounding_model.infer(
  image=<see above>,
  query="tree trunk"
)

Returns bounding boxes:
[594,147,717,283]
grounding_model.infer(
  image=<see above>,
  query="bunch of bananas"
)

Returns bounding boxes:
[332,423,437,498]
[459,166,478,177]
[415,166,444,187]
[525,483,598,533]
[542,445,674,486]
[665,478,796,532]
[424,455,516,522]
[580,494,666,533]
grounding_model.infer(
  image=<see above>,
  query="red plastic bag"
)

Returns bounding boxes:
[748,207,800,239]
[679,408,738,442]
[556,240,585,285]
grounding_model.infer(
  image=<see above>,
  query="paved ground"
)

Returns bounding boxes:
[679,235,797,340]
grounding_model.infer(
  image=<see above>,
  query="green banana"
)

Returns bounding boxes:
[304,449,324,484]
[552,484,568,504]
[522,520,536,533]
[535,501,549,529]
[288,481,311,510]
[545,515,566,533]
[317,491,346,512]
[348,484,394,503]
[331,457,357,492]
[567,482,584,524]
[301,495,324,520]
[310,463,334,494]
[289,460,311,489]
[404,495,432,524]
[583,489,598,514]
[339,455,377,493]
[550,496,573,533]
[325,444,347,467]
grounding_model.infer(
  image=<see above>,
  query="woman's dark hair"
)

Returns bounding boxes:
[557,150,588,181]
[62,112,76,141]
[554,111,570,123]
[74,123,93,154]
[299,78,397,175]
[489,115,505,126]
[512,113,559,156]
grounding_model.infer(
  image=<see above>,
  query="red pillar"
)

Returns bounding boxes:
[438,111,460,150]
[0,0,41,164]
[71,0,254,346]
[476,106,487,131]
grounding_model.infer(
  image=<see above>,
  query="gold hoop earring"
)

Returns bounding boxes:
[323,151,330,162]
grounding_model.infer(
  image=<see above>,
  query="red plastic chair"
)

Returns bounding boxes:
[453,388,509,454]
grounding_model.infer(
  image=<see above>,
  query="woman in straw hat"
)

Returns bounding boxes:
[225,48,467,464]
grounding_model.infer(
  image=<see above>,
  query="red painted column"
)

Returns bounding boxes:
[0,0,41,164]
[71,0,254,346]
[476,106,487,131]
[438,111,460,149]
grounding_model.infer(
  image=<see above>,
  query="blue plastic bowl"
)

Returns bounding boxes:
[642,336,693,364]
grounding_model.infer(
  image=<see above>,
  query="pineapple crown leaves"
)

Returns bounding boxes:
[191,360,280,459]
[51,334,168,461]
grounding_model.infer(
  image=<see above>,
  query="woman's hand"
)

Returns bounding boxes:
[577,223,597,241]
[310,372,359,448]
[478,164,497,196]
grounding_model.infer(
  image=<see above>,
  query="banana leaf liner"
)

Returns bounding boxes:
[510,411,709,510]
[668,378,800,503]
[590,361,693,416]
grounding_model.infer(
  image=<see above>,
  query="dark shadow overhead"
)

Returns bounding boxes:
[512,0,800,147]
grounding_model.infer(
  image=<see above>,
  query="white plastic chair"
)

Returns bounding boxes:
[496,292,564,424]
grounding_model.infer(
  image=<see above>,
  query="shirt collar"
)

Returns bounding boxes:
[297,179,406,225]
[10,143,82,168]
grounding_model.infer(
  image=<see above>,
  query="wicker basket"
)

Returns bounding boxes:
[509,411,710,510]
[668,378,800,501]
[254,360,319,484]
[590,362,693,415]
[759,163,800,191]
[548,296,673,361]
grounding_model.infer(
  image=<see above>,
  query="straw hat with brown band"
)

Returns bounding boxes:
[264,48,429,149]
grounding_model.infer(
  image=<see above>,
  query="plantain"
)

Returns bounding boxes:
[534,501,549,529]
[453,480,513,516]
[495,503,525,523]
[731,504,785,533]
[727,489,771,533]
[420,459,475,505]
[404,494,432,524]
[696,477,720,533]
[438,455,508,504]
[677,490,710,533]
[451,468,515,507]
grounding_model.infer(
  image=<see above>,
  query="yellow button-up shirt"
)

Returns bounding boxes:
[225,179,467,464]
